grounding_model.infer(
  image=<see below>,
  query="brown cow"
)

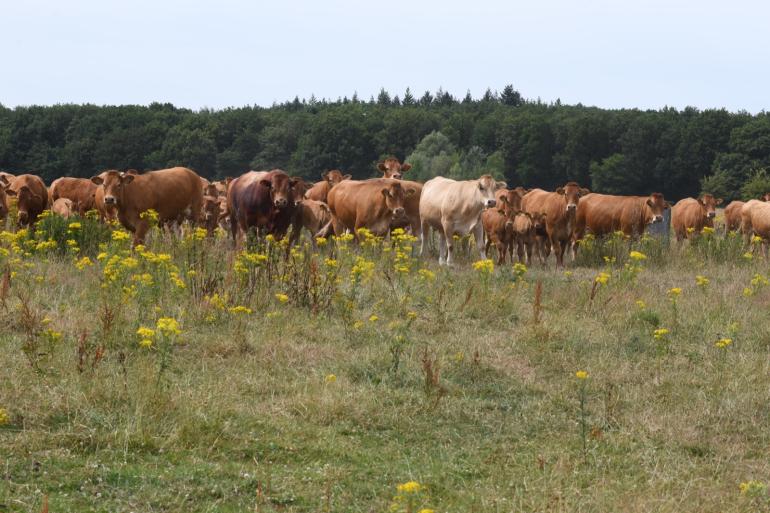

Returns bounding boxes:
[321,178,416,238]
[521,182,589,267]
[52,198,76,218]
[289,199,333,247]
[0,175,11,221]
[227,170,305,243]
[91,167,203,245]
[574,192,670,241]
[495,188,524,216]
[49,177,98,215]
[305,170,351,202]
[724,201,745,233]
[377,158,412,180]
[7,174,48,226]
[671,194,722,241]
[481,205,516,264]
[512,211,548,265]
[740,199,770,256]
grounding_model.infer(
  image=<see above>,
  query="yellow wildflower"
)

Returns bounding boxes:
[635,300,646,309]
[136,327,155,339]
[715,338,732,349]
[668,287,682,297]
[325,374,337,383]
[702,226,715,235]
[0,408,9,425]
[112,230,131,241]
[369,314,379,322]
[629,250,647,260]
[156,317,181,336]
[595,272,610,285]
[316,236,327,246]
[228,305,252,315]
[513,262,527,276]
[695,275,709,287]
[739,480,766,496]
[653,328,670,340]
[743,287,753,297]
[743,252,754,260]
[139,339,153,348]
[575,370,589,380]
[472,259,494,274]
[418,268,436,281]
[275,293,289,303]
[67,222,81,230]
[396,481,421,494]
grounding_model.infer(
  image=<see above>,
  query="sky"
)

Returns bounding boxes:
[2,0,768,112]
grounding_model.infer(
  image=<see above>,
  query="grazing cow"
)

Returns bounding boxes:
[521,182,589,267]
[724,201,745,233]
[741,200,770,255]
[7,174,48,226]
[320,178,416,238]
[227,169,305,242]
[512,211,548,265]
[419,175,504,265]
[0,175,11,221]
[51,198,76,218]
[671,194,722,241]
[91,167,203,245]
[49,177,98,215]
[377,158,411,180]
[574,192,670,241]
[305,170,351,202]
[481,205,516,264]
[289,199,333,247]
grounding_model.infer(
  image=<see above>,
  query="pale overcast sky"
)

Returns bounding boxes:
[2,0,768,112]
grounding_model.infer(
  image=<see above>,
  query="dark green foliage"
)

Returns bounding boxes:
[1,91,769,200]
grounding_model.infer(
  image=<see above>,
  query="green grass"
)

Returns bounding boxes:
[2,223,770,512]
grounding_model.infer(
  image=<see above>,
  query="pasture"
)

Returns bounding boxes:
[2,212,770,512]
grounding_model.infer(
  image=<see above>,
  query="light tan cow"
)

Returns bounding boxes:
[741,199,770,256]
[419,175,504,265]
[671,194,722,241]
[289,199,333,247]
[51,198,76,218]
[521,182,589,267]
[724,201,745,232]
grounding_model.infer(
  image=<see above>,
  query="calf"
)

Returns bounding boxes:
[513,211,548,265]
[52,198,76,218]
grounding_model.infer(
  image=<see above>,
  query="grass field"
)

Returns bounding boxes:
[2,213,770,512]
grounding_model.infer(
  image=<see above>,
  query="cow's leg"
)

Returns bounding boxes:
[554,237,567,268]
[133,218,150,247]
[441,223,455,265]
[438,232,448,265]
[420,220,430,257]
[497,240,506,264]
[473,222,486,261]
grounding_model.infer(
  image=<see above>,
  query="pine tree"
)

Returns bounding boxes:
[377,88,391,105]
[403,87,415,106]
[420,90,433,106]
[500,84,523,106]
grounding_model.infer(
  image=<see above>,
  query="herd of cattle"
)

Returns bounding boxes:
[1,158,770,267]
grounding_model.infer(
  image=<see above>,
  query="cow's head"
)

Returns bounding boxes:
[555,182,589,213]
[323,169,352,187]
[381,182,415,219]
[646,192,670,223]
[260,172,303,209]
[377,158,411,180]
[762,192,770,202]
[497,189,523,216]
[530,211,548,235]
[11,185,42,226]
[91,170,132,207]
[203,194,222,225]
[476,175,506,209]
[0,175,10,220]
[698,193,722,219]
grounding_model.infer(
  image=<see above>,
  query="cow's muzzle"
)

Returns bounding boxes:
[104,196,116,205]
[652,215,663,223]
[485,199,496,208]
[391,174,402,180]
[707,212,716,218]
[566,203,577,211]
[392,207,405,217]
[274,198,288,208]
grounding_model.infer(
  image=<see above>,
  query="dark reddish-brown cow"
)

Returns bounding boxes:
[671,194,722,241]
[227,169,305,242]
[91,167,203,245]
[574,193,670,244]
[377,158,412,180]
[481,205,516,264]
[305,169,351,202]
[521,182,589,267]
[49,177,98,215]
[7,174,48,226]
[320,178,416,238]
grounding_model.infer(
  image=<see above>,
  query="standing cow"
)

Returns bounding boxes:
[49,177,98,215]
[671,194,722,241]
[305,169,351,202]
[227,169,305,243]
[521,182,589,268]
[574,192,669,241]
[419,175,504,265]
[7,174,49,227]
[740,199,770,256]
[377,158,411,180]
[91,167,203,245]
[319,178,416,238]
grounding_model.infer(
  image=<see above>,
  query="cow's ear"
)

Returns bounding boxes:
[580,188,591,196]
[716,198,723,205]
[496,181,507,190]
[377,162,387,172]
[401,163,412,172]
[5,188,16,197]
[405,188,416,197]
[498,195,509,204]
[121,174,135,184]
[381,188,391,199]
[289,178,300,188]
[665,201,672,208]
[260,179,272,189]
[697,197,705,207]
[556,187,565,195]
[321,171,329,180]
[343,174,352,180]
[497,207,506,215]
[90,176,104,185]
[319,203,330,213]
[0,176,8,187]
[646,198,654,208]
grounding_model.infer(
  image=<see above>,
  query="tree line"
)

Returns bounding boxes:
[1,85,769,201]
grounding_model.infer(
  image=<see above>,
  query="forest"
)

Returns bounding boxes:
[1,85,769,201]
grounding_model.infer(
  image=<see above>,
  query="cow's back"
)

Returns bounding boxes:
[126,167,202,221]
[328,179,388,231]
[306,181,331,202]
[420,177,467,228]
[577,193,643,236]
[523,189,571,238]
[50,177,97,212]
[10,174,48,210]
[724,201,745,231]
[671,198,704,237]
